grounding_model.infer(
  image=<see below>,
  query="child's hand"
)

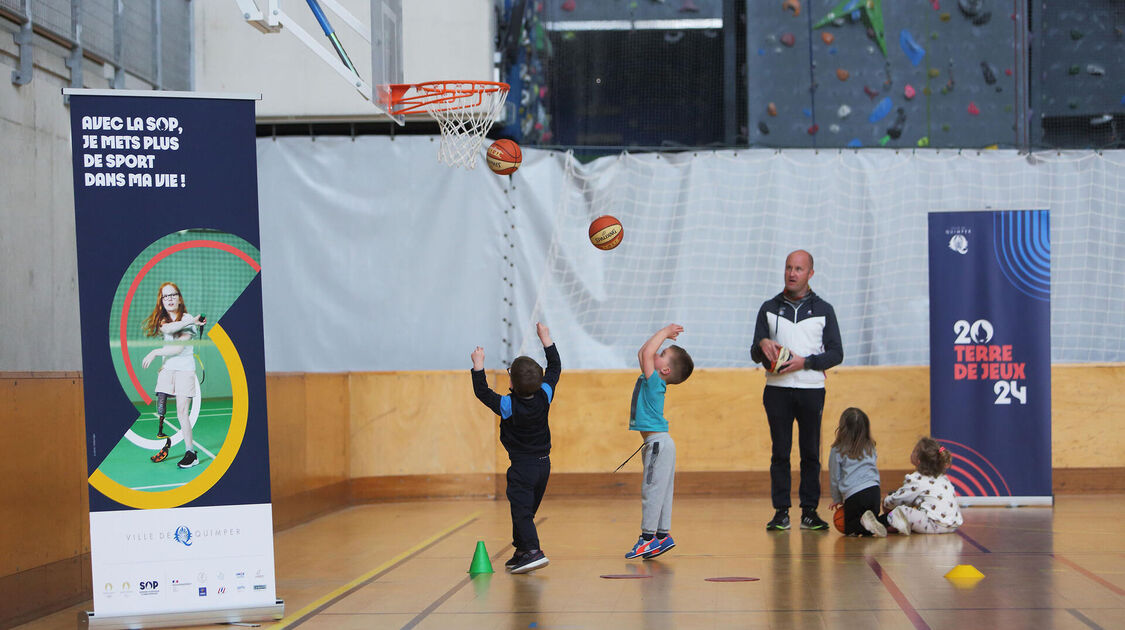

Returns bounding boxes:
[142,349,157,369]
[664,323,684,340]
[828,502,841,511]
[536,322,553,346]
[471,346,485,370]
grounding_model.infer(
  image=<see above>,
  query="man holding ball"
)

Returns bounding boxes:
[751,250,844,531]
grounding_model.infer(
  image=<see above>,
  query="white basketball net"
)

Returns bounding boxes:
[422,83,509,169]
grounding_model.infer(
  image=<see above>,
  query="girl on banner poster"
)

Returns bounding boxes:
[141,281,205,468]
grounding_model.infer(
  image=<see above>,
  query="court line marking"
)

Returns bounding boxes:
[267,511,481,629]
[132,482,189,490]
[865,556,931,630]
[1052,554,1125,597]
[955,529,991,553]
[160,418,217,460]
[1065,608,1105,630]
[402,516,548,630]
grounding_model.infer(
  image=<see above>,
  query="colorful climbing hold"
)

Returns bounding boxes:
[829,123,841,133]
[980,62,997,85]
[899,30,926,66]
[837,104,852,118]
[768,102,778,116]
[869,97,893,123]
[886,108,907,139]
[879,134,891,146]
[847,138,863,147]
[1005,68,1013,76]
[917,136,931,147]
[807,124,819,135]
[783,0,802,17]
[781,32,796,47]
[967,101,980,115]
[561,0,576,11]
[836,68,850,81]
[1070,29,1084,40]
[942,123,951,132]
[1068,65,1081,75]
[1087,64,1105,76]
[928,68,941,78]
[802,107,813,118]
[940,12,951,22]
[864,85,879,99]
[904,84,916,99]
[758,121,770,135]
[821,31,835,45]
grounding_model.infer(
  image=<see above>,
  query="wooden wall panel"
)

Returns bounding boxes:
[1051,364,1125,468]
[303,373,350,491]
[266,373,308,501]
[0,374,89,576]
[348,371,497,477]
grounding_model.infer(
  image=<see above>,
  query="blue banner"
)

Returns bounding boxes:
[68,90,278,619]
[928,210,1052,500]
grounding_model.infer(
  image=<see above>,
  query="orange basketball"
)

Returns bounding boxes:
[589,215,624,250]
[834,507,846,533]
[487,139,522,175]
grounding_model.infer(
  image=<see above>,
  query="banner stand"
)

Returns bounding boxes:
[65,89,282,627]
[80,600,284,629]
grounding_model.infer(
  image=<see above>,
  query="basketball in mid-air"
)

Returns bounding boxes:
[487,139,522,175]
[589,215,623,250]
[834,506,846,533]
[767,346,792,373]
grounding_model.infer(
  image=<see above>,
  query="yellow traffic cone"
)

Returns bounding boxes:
[468,541,494,574]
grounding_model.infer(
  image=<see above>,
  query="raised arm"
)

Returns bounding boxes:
[470,346,503,416]
[537,323,561,390]
[639,324,682,378]
[160,313,204,335]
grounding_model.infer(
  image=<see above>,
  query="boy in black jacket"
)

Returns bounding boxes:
[471,322,560,574]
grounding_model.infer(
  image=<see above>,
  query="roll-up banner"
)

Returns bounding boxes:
[65,89,283,627]
[928,210,1052,506]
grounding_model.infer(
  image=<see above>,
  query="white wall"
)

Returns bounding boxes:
[196,0,496,121]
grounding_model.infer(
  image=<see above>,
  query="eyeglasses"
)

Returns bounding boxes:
[162,292,180,299]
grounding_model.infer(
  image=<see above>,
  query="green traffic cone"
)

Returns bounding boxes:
[468,540,494,574]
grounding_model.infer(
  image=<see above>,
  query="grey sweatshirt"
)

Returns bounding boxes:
[828,446,881,503]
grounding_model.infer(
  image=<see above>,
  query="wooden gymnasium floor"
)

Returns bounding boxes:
[17,495,1125,630]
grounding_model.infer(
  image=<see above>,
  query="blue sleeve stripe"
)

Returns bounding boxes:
[500,395,512,419]
[541,382,553,403]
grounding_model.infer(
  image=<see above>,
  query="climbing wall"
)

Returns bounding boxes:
[747,0,1020,148]
[1032,0,1125,147]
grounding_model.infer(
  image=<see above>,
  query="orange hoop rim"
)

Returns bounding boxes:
[384,80,510,116]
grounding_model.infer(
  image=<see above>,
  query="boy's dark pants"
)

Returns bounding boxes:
[507,455,551,551]
[763,386,826,510]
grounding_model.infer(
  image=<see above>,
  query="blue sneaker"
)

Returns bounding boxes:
[625,536,654,559]
[643,535,675,559]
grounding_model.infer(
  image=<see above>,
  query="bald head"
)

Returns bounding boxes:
[784,250,814,299]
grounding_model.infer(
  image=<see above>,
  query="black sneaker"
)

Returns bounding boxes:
[504,551,524,572]
[509,549,549,574]
[766,510,790,530]
[177,450,199,469]
[800,510,829,530]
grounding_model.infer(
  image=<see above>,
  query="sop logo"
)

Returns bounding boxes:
[953,319,993,344]
[139,580,159,591]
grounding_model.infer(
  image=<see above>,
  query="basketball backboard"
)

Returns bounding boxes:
[371,0,405,124]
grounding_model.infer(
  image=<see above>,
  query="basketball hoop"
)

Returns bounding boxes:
[384,81,510,169]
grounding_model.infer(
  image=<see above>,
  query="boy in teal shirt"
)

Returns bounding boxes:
[625,323,694,559]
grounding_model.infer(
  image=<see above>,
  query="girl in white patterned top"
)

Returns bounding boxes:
[881,437,963,535]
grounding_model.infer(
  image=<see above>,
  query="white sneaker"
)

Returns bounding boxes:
[861,510,887,537]
[888,506,911,535]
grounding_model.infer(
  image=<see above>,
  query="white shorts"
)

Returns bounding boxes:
[155,369,197,397]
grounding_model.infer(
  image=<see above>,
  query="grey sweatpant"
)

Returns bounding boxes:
[640,433,676,534]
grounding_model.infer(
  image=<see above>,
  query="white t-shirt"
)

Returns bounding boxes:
[161,321,198,372]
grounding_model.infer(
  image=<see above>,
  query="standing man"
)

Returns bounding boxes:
[751,250,844,531]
